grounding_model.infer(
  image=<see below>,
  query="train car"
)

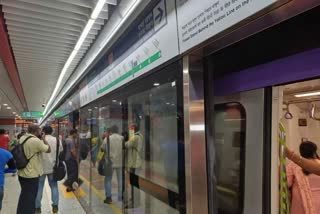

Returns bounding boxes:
[42,1,320,213]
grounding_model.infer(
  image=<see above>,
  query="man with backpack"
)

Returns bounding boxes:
[16,125,51,214]
[35,126,63,214]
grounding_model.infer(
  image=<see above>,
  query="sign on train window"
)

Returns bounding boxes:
[214,102,246,214]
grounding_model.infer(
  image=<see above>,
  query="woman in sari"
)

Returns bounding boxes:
[287,141,320,214]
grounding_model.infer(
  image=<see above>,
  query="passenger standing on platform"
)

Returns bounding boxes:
[0,148,16,212]
[101,125,123,204]
[90,131,101,168]
[0,129,10,150]
[125,123,143,208]
[35,126,63,214]
[64,129,81,192]
[17,125,51,214]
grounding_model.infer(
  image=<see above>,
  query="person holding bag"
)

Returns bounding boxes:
[35,126,63,214]
[100,125,123,204]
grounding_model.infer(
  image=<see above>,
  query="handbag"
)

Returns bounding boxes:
[97,136,113,177]
[53,137,66,181]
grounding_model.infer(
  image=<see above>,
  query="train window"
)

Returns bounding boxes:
[214,102,246,214]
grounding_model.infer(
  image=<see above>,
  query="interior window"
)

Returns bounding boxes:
[214,103,246,214]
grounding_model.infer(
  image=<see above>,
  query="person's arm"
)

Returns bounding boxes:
[101,139,106,152]
[286,162,294,188]
[59,140,63,153]
[35,134,50,154]
[41,133,51,153]
[4,158,17,173]
[125,135,137,149]
[286,147,320,175]
[70,141,77,158]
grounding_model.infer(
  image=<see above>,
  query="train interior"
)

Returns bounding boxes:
[281,79,320,153]
[208,5,320,213]
[271,79,320,213]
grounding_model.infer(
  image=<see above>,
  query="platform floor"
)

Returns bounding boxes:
[1,174,86,214]
[1,167,178,214]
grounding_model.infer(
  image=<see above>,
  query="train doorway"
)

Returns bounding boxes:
[211,89,266,214]
[272,79,320,213]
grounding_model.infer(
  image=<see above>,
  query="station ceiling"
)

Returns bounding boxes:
[0,0,118,118]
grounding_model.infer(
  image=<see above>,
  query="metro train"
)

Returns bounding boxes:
[43,1,320,213]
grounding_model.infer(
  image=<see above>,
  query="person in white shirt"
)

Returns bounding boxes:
[101,125,123,204]
[35,126,63,214]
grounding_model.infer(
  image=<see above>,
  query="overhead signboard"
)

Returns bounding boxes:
[16,119,37,124]
[21,111,43,118]
[80,0,179,106]
[176,0,277,53]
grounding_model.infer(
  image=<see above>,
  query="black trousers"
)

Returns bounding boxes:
[129,168,140,207]
[65,158,79,187]
[17,176,39,214]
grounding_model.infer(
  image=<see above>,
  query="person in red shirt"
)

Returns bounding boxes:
[0,129,10,150]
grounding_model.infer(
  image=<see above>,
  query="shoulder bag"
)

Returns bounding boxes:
[53,137,66,181]
[97,136,113,176]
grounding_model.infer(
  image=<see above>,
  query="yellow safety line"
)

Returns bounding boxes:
[79,175,122,214]
[60,184,86,199]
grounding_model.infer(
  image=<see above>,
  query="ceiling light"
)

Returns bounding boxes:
[41,0,142,123]
[43,0,106,117]
[153,83,160,86]
[112,100,117,103]
[12,112,16,114]
[91,0,106,19]
[74,19,95,51]
[3,104,8,106]
[6,107,11,109]
[295,91,320,98]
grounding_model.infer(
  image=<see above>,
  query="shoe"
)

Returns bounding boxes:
[104,197,112,204]
[72,181,79,190]
[35,208,41,213]
[52,205,58,213]
[78,179,83,186]
[66,187,74,192]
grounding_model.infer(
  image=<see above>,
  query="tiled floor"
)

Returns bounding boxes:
[1,174,86,214]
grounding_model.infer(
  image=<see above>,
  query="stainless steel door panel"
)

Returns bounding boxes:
[214,89,265,214]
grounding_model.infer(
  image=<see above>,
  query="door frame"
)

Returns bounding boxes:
[205,58,273,214]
